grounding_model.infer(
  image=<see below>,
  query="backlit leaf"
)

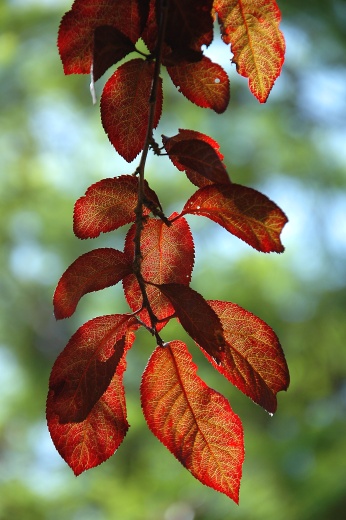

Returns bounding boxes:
[163,130,231,186]
[123,215,194,328]
[182,183,288,252]
[47,315,138,475]
[101,58,163,162]
[141,341,244,502]
[156,283,225,362]
[53,248,133,319]
[92,26,136,82]
[214,0,285,102]
[167,56,230,113]
[73,175,161,239]
[58,0,141,75]
[201,301,290,413]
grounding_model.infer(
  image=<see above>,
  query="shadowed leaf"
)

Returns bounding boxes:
[92,26,136,81]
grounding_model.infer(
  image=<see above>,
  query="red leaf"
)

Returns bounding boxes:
[141,341,244,502]
[214,0,285,102]
[123,215,194,328]
[58,0,142,75]
[167,56,230,113]
[53,248,133,320]
[202,301,290,413]
[47,315,138,475]
[101,59,163,162]
[92,26,136,82]
[164,0,214,53]
[163,130,231,186]
[156,283,225,363]
[182,183,288,253]
[73,175,161,239]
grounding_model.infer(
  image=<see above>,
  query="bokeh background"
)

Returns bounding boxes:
[1,1,346,519]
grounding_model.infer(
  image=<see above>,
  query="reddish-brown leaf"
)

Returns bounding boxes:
[123,215,194,328]
[164,0,214,53]
[156,284,225,363]
[101,59,163,162]
[167,56,230,113]
[163,130,231,186]
[53,248,133,320]
[141,341,244,502]
[73,175,161,239]
[182,183,288,253]
[58,0,142,75]
[214,0,285,102]
[92,26,136,82]
[47,315,138,475]
[201,301,290,413]
[163,129,228,188]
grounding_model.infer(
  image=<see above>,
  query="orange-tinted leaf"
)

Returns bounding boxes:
[54,248,133,320]
[202,301,290,413]
[101,59,163,162]
[214,0,285,102]
[73,175,161,239]
[58,0,141,75]
[163,130,231,186]
[92,26,136,82]
[47,315,138,475]
[182,183,288,252]
[167,56,230,113]
[123,215,194,327]
[156,284,225,362]
[141,341,244,502]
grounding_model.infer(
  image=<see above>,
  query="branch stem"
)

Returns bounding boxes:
[133,0,169,346]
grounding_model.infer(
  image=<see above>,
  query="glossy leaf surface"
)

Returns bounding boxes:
[58,0,141,75]
[123,215,194,327]
[167,56,230,113]
[73,175,160,239]
[47,315,137,475]
[202,301,290,413]
[54,248,133,319]
[101,58,163,162]
[214,0,285,102]
[156,283,225,363]
[141,341,244,502]
[182,183,287,252]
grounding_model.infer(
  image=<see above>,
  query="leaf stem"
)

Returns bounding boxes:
[133,0,169,346]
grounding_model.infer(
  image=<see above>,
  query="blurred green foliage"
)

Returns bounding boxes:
[1,1,346,519]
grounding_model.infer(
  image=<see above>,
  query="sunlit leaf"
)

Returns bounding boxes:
[73,175,161,239]
[214,0,285,102]
[123,215,194,328]
[101,58,163,162]
[201,301,290,413]
[182,183,288,252]
[47,315,138,475]
[167,56,230,113]
[141,341,244,502]
[156,283,225,362]
[54,248,133,319]
[58,0,142,75]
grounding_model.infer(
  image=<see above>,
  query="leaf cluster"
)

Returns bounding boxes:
[47,0,289,503]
